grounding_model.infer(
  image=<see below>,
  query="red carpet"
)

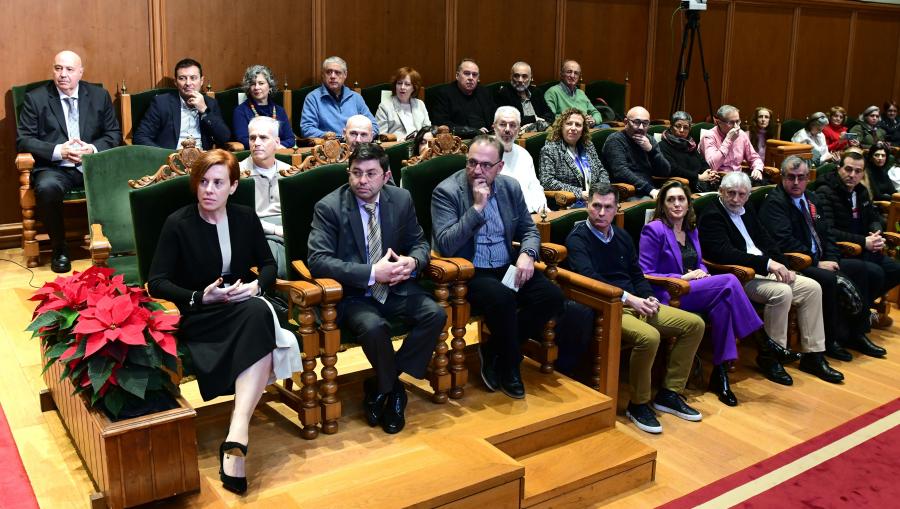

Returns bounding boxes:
[0,405,39,509]
[659,398,900,508]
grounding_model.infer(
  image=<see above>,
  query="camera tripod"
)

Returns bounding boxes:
[670,9,714,120]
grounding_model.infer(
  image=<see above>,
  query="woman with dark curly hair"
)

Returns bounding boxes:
[232,64,295,149]
[538,108,609,207]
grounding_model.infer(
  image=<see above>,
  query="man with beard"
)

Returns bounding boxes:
[493,106,547,213]
[494,61,554,130]
[602,106,671,199]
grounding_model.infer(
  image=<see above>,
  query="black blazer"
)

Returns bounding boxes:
[494,84,554,125]
[134,92,231,150]
[814,171,884,247]
[429,83,496,138]
[16,81,121,172]
[698,198,786,275]
[758,185,841,263]
[307,184,430,298]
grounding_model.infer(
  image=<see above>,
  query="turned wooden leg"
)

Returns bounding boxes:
[318,302,341,434]
[296,304,320,439]
[449,280,469,399]
[429,282,450,404]
[539,318,558,374]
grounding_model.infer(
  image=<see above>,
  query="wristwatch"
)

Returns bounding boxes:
[521,247,538,261]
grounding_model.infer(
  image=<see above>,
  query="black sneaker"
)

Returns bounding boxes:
[652,388,703,422]
[626,402,662,434]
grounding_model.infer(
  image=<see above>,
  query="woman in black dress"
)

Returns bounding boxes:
[148,149,292,495]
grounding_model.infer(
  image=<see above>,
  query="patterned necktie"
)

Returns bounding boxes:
[364,203,389,304]
[63,96,80,140]
[799,198,821,255]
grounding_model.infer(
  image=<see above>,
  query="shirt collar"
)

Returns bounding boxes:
[560,81,576,96]
[251,160,278,178]
[356,194,381,210]
[587,220,614,243]
[57,84,79,99]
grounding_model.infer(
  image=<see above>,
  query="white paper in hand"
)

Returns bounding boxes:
[501,265,519,292]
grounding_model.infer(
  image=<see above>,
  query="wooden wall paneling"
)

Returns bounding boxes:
[455,0,558,85]
[725,3,795,122]
[564,0,651,114]
[164,0,315,91]
[847,12,900,117]
[0,0,154,227]
[650,2,728,121]
[790,8,851,118]
[322,0,448,88]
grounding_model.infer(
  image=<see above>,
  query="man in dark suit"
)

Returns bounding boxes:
[16,50,121,273]
[431,135,564,399]
[307,143,446,434]
[430,59,496,139]
[759,156,887,360]
[134,58,230,150]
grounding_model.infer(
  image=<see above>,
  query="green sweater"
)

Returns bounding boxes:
[543,82,603,124]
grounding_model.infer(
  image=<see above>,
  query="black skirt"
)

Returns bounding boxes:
[179,297,276,401]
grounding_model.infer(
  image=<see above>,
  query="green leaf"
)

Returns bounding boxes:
[103,388,125,418]
[144,301,165,312]
[60,338,86,363]
[87,357,114,394]
[59,308,79,330]
[26,310,64,332]
[117,366,150,399]
[126,345,160,368]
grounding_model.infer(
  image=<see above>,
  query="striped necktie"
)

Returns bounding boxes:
[364,203,389,304]
[64,96,80,140]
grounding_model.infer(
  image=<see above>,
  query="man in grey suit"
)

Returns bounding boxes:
[431,135,564,399]
[307,143,446,434]
[17,50,121,273]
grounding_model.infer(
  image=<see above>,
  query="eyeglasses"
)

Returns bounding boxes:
[466,159,501,171]
[784,174,809,182]
[627,119,650,128]
[348,170,384,180]
[718,118,741,126]
[672,123,690,131]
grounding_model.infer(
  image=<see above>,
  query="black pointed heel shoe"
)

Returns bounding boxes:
[708,364,738,407]
[219,441,248,494]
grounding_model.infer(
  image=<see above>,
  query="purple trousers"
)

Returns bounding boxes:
[677,273,763,365]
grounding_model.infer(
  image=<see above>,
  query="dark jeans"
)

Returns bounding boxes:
[33,167,84,251]
[467,268,564,371]
[862,251,900,299]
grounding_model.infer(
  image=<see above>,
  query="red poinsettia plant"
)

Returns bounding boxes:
[27,266,181,419]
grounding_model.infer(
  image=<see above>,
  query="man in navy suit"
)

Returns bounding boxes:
[16,50,121,272]
[307,143,446,434]
[134,58,230,150]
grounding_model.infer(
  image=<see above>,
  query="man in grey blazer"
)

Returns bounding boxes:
[307,143,446,434]
[431,135,564,399]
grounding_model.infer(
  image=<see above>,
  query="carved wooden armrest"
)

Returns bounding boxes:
[539,242,567,265]
[291,260,343,302]
[16,152,35,172]
[423,258,459,284]
[644,275,690,300]
[703,260,755,283]
[544,190,576,209]
[783,252,812,270]
[883,231,900,246]
[611,182,635,200]
[377,133,398,142]
[89,223,111,266]
[874,201,891,214]
[892,192,900,202]
[554,268,623,300]
[836,241,862,257]
[763,166,780,179]
[223,141,244,152]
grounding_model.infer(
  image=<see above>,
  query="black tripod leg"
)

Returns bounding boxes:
[694,24,715,121]
[670,21,693,116]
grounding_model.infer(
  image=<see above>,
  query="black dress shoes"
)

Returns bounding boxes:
[219,441,248,494]
[708,364,738,406]
[845,335,887,358]
[799,352,844,384]
[51,251,71,273]
[381,381,408,434]
[478,344,499,392]
[825,342,853,362]
[363,377,388,427]
[756,354,793,386]
[759,335,801,364]
[500,364,526,399]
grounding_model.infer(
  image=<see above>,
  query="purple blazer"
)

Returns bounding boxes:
[638,219,708,303]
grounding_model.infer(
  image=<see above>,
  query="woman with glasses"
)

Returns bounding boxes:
[659,111,718,192]
[849,106,887,149]
[639,180,764,406]
[749,106,775,162]
[375,67,431,140]
[823,106,859,152]
[791,112,838,166]
[232,65,296,149]
[539,108,609,207]
[878,100,900,145]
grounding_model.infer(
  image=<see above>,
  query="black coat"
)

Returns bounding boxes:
[698,198,785,275]
[866,163,896,202]
[814,171,883,247]
[758,184,840,263]
[494,84,554,125]
[658,135,711,192]
[429,83,495,138]
[134,92,231,150]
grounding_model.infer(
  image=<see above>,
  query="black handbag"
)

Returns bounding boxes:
[834,272,864,315]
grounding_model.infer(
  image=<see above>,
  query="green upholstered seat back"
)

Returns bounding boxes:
[130,88,177,133]
[424,83,446,114]
[232,150,293,166]
[482,81,504,99]
[524,131,549,177]
[361,83,391,116]
[215,87,242,131]
[648,124,667,136]
[549,210,588,245]
[385,140,414,176]
[12,80,53,127]
[845,118,858,131]
[779,119,804,142]
[691,193,719,216]
[400,154,467,239]
[536,81,556,96]
[584,80,626,120]
[623,200,656,249]
[82,145,174,256]
[591,128,617,160]
[814,162,836,183]
[290,85,318,133]
[130,176,255,286]
[279,163,348,275]
[749,184,775,212]
[690,122,714,144]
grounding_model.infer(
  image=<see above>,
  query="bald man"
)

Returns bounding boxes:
[344,114,374,151]
[17,50,121,272]
[602,106,670,199]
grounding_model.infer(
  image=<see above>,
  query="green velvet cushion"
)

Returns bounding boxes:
[623,200,656,249]
[648,124,667,136]
[108,256,140,286]
[361,83,391,117]
[385,140,414,176]
[524,131,549,177]
[690,122,714,144]
[400,154,467,239]
[584,80,626,120]
[590,128,617,159]
[815,163,836,182]
[130,176,255,286]
[290,86,318,133]
[749,185,775,213]
[130,89,177,133]
[779,119,804,142]
[215,87,242,131]
[279,163,349,275]
[82,145,174,257]
[12,80,52,126]
[233,150,292,166]
[549,209,587,245]
[691,193,719,216]
[536,81,556,95]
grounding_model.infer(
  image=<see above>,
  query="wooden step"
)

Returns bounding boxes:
[518,426,657,508]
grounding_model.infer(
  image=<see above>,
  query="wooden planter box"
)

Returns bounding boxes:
[41,352,200,509]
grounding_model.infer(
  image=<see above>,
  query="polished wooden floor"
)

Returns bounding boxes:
[1,247,898,508]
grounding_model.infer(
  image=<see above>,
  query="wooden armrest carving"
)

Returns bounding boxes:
[431,255,475,280]
[605,121,625,128]
[289,260,343,302]
[611,182,635,200]
[223,141,244,152]
[538,242,567,265]
[644,275,690,298]
[554,268,623,300]
[883,231,900,246]
[377,133,398,142]
[424,258,459,284]
[16,153,35,170]
[836,241,862,256]
[89,223,111,266]
[763,166,780,178]
[783,252,812,270]
[874,200,891,213]
[544,190,576,208]
[704,260,755,282]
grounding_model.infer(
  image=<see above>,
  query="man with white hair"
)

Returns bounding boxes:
[603,106,671,199]
[343,114,374,151]
[300,56,377,139]
[698,171,843,385]
[239,116,291,277]
[701,104,765,182]
[495,61,554,129]
[493,107,547,213]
